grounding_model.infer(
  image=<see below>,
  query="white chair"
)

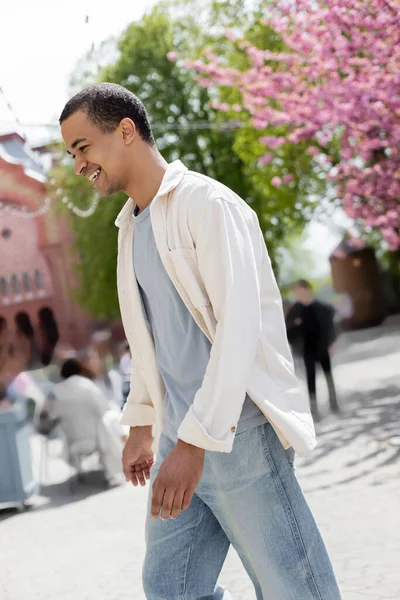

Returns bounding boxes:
[58,413,109,492]
[52,376,124,491]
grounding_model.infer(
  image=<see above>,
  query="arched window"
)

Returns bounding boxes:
[34,270,44,290]
[23,273,31,292]
[0,277,7,297]
[1,228,11,239]
[11,274,20,294]
[38,307,59,366]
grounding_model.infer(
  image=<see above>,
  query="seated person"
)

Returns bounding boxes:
[80,349,123,411]
[79,350,129,443]
[118,341,131,407]
[48,359,124,486]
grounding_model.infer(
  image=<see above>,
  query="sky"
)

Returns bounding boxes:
[0,0,154,139]
[0,0,344,274]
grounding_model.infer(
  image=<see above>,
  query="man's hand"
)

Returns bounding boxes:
[122,426,154,487]
[151,440,204,521]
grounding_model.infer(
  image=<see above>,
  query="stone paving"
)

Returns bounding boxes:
[1,326,399,599]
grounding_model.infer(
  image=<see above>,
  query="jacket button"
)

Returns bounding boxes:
[231,426,236,433]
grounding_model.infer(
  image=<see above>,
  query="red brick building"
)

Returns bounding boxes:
[0,131,91,365]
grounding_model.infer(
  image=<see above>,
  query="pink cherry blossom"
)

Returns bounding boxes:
[282,174,294,184]
[259,153,273,165]
[166,51,177,62]
[271,176,282,187]
[225,29,239,41]
[183,0,400,247]
[307,147,320,157]
[259,136,286,149]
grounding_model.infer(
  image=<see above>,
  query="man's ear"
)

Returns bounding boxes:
[120,118,136,145]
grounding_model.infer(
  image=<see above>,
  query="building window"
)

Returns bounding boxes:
[0,277,7,297]
[11,274,20,294]
[1,228,12,239]
[34,269,44,290]
[23,273,31,292]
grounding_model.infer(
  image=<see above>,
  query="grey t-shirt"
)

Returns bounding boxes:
[133,203,266,444]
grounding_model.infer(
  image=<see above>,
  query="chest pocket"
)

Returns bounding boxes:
[169,248,210,309]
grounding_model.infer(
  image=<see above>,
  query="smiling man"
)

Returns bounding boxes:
[60,83,341,600]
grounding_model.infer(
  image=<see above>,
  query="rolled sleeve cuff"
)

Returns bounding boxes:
[178,407,236,453]
[120,404,156,427]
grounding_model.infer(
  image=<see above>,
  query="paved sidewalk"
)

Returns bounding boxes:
[1,326,399,599]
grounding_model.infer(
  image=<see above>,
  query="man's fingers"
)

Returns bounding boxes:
[123,463,132,483]
[181,487,195,511]
[134,464,146,487]
[143,462,152,480]
[151,481,165,519]
[170,491,185,519]
[124,458,153,487]
[160,489,175,520]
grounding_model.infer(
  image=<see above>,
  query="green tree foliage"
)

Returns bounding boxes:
[49,158,126,318]
[52,1,325,317]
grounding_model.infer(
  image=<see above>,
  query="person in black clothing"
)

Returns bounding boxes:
[286,280,339,421]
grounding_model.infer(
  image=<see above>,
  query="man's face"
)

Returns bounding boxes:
[293,285,309,304]
[61,110,127,197]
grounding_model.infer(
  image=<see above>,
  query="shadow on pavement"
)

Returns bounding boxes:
[0,470,119,521]
[333,326,400,367]
[300,376,400,490]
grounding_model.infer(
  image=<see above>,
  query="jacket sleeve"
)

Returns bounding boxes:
[285,304,300,337]
[177,196,262,452]
[285,303,304,352]
[326,306,338,346]
[120,360,156,427]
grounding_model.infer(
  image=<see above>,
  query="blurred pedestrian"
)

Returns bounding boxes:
[60,83,341,599]
[118,341,131,407]
[79,350,129,443]
[80,348,123,411]
[286,279,339,421]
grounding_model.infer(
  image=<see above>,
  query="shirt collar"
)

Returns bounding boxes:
[115,160,188,228]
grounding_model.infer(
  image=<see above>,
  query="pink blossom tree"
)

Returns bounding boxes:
[182,0,400,249]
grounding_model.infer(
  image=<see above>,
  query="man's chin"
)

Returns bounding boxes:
[100,187,121,198]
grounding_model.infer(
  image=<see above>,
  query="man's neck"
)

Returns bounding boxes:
[125,148,168,213]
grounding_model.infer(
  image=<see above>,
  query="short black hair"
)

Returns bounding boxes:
[293,279,313,290]
[60,358,82,379]
[59,83,154,145]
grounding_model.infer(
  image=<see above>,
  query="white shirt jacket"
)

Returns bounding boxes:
[116,160,316,456]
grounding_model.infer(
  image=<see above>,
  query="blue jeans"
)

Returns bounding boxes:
[143,423,341,599]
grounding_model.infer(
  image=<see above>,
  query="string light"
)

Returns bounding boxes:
[60,193,100,218]
[0,195,100,219]
[0,197,52,218]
